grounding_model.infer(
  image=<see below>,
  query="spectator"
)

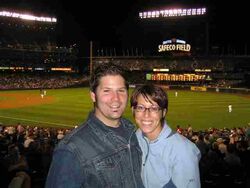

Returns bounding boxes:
[131,84,201,188]
[45,63,144,187]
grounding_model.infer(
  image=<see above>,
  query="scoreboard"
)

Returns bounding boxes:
[146,73,206,82]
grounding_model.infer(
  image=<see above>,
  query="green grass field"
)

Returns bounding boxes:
[0,88,249,131]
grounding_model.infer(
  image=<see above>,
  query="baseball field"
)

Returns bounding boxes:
[0,88,249,131]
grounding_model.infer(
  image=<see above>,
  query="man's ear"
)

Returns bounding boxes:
[90,91,96,103]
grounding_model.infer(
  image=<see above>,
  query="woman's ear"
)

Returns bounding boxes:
[131,107,135,116]
[162,108,167,117]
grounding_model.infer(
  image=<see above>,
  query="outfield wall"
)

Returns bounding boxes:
[169,85,250,95]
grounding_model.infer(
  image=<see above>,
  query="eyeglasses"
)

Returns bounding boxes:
[134,105,161,113]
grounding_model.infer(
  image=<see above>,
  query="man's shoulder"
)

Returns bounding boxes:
[58,122,92,147]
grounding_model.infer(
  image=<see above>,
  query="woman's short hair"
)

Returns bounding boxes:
[130,84,168,111]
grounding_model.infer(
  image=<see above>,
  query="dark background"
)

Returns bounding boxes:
[1,0,250,53]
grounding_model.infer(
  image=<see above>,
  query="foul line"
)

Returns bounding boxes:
[0,115,73,127]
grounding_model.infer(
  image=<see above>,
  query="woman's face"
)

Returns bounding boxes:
[133,94,166,140]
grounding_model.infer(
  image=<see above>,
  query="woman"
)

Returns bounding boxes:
[130,84,201,188]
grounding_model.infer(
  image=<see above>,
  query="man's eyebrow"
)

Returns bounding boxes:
[102,86,127,89]
[118,87,127,89]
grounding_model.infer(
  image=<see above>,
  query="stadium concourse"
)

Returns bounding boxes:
[0,123,250,187]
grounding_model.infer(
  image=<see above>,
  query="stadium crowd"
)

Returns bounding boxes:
[0,71,245,90]
[0,73,88,90]
[0,124,72,188]
[0,123,249,188]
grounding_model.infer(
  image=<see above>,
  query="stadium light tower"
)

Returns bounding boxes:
[90,41,93,76]
[139,7,206,19]
[0,10,57,23]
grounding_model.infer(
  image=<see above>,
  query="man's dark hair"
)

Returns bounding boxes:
[130,84,168,111]
[89,63,128,93]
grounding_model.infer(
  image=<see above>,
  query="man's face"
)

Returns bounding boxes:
[90,75,128,127]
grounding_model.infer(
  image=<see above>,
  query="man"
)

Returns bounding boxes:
[46,63,144,188]
[40,89,44,99]
[130,84,201,188]
[228,104,232,113]
[175,91,178,97]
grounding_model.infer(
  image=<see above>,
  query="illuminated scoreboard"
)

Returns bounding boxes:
[139,7,206,19]
[146,73,206,82]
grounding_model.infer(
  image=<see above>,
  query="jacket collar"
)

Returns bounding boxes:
[87,111,135,140]
[139,121,173,143]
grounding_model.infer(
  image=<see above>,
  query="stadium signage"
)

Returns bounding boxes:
[158,38,191,52]
[146,73,206,81]
[153,68,169,72]
[139,8,206,19]
[191,86,207,91]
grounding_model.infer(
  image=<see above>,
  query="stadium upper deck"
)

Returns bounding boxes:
[0,9,78,73]
[0,9,57,48]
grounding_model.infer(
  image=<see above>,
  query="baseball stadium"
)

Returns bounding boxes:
[0,2,249,188]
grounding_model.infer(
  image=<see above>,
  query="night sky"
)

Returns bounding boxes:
[1,0,250,52]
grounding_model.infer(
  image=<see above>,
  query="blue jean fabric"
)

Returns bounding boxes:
[46,112,144,188]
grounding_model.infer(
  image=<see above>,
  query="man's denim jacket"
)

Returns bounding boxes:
[46,112,144,188]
